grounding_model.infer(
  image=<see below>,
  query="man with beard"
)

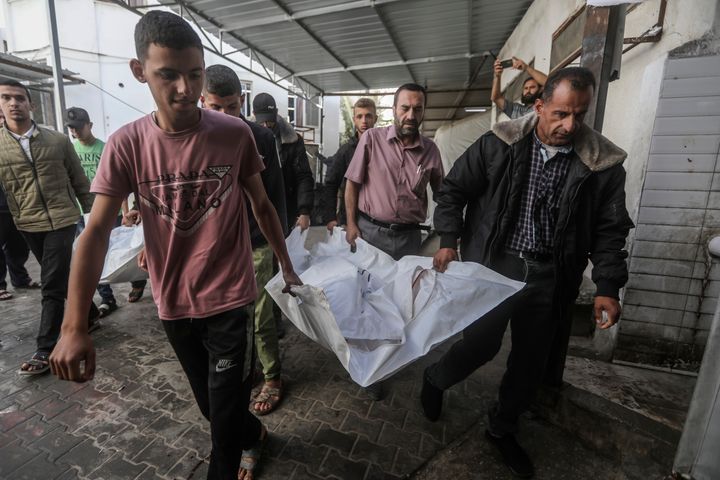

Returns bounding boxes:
[491,56,547,119]
[344,83,444,400]
[321,97,377,229]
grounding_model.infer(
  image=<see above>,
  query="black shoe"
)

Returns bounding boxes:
[363,382,384,401]
[485,430,534,478]
[420,368,443,422]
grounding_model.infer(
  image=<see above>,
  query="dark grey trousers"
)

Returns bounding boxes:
[358,216,421,260]
[426,251,561,436]
[21,224,76,353]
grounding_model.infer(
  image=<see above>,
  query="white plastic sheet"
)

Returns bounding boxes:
[98,225,148,284]
[266,228,525,386]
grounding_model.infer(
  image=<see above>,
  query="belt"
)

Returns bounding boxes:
[358,211,431,232]
[505,248,553,262]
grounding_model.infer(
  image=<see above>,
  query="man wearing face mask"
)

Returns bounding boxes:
[491,56,547,119]
[344,83,444,400]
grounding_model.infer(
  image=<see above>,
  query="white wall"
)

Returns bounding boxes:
[0,0,339,151]
[322,95,341,155]
[496,0,719,227]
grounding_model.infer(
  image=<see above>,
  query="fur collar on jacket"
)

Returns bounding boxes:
[492,112,627,172]
[249,114,298,145]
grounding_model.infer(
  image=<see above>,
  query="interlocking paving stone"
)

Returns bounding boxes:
[340,411,384,443]
[89,451,147,480]
[8,413,60,444]
[379,421,422,455]
[56,437,117,476]
[131,436,189,476]
[35,428,94,462]
[350,435,397,472]
[0,438,39,477]
[279,435,329,472]
[318,448,369,480]
[312,425,358,456]
[6,452,73,480]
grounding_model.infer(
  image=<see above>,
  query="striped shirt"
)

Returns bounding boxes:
[507,132,573,255]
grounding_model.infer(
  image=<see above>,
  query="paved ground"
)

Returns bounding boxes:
[0,230,628,480]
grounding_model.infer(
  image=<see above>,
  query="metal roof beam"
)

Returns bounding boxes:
[371,4,417,84]
[295,52,487,77]
[108,0,323,98]
[220,0,405,32]
[266,0,369,91]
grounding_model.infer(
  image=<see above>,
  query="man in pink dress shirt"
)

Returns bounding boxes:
[343,83,444,399]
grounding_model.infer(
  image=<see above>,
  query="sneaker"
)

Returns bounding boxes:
[485,430,535,478]
[98,301,118,318]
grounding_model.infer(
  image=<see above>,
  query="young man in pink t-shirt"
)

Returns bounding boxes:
[49,11,301,480]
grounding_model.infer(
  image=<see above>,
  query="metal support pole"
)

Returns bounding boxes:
[46,0,66,132]
[579,5,626,131]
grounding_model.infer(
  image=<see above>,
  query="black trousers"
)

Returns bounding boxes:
[21,225,76,353]
[426,251,561,436]
[162,305,262,480]
[0,212,31,290]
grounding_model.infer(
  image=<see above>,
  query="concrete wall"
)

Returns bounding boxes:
[0,0,338,149]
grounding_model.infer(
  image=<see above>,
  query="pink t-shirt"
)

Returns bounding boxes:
[91,110,264,320]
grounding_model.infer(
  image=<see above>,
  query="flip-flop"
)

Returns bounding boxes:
[18,351,50,376]
[0,290,12,301]
[128,286,145,303]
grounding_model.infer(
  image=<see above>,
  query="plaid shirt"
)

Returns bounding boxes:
[507,133,573,255]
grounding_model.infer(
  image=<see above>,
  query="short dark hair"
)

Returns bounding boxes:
[0,79,32,102]
[134,11,203,61]
[522,77,541,88]
[353,97,376,114]
[542,67,596,101]
[393,83,426,106]
[205,65,242,97]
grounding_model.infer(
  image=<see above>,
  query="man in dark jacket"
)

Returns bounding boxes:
[0,79,94,375]
[321,97,377,229]
[202,66,290,419]
[0,188,37,300]
[423,67,633,478]
[252,93,314,232]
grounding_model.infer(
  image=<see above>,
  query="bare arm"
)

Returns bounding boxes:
[344,180,362,249]
[241,173,301,289]
[121,198,129,215]
[512,57,548,86]
[50,194,124,382]
[490,59,506,112]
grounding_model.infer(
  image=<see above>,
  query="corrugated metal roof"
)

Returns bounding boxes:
[154,0,533,130]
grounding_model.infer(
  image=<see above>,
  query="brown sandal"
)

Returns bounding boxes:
[252,381,283,416]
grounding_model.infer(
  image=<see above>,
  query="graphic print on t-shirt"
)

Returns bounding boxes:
[137,165,234,236]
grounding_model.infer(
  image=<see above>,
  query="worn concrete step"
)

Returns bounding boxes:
[535,356,695,480]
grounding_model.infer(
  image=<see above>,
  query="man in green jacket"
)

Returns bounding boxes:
[0,79,94,376]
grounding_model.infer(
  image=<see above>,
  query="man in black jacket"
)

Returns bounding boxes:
[423,67,633,478]
[321,97,376,229]
[252,93,314,232]
[202,66,289,422]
